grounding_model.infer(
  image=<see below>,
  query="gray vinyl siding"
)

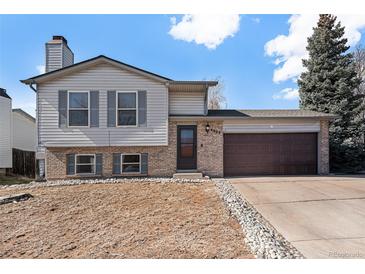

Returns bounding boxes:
[0,96,12,168]
[62,44,74,68]
[223,119,321,133]
[45,43,63,72]
[169,91,205,115]
[12,111,36,152]
[37,63,168,147]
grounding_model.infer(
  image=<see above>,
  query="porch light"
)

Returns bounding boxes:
[205,123,210,133]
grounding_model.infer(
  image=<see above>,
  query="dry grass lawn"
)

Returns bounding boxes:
[0,181,253,259]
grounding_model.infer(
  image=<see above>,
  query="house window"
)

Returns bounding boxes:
[121,154,140,173]
[68,91,89,127]
[75,154,95,174]
[117,92,137,126]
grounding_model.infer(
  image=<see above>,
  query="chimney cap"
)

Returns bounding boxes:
[52,35,68,44]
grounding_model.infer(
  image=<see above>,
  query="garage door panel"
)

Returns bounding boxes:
[224,133,317,176]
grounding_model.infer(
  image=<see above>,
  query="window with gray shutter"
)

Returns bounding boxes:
[58,90,68,128]
[66,154,75,175]
[138,90,147,127]
[95,154,103,175]
[112,153,121,174]
[90,91,99,127]
[107,90,116,127]
[141,153,148,175]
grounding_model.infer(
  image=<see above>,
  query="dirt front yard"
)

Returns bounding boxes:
[0,181,252,259]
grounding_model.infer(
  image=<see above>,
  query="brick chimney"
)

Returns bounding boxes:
[45,35,74,73]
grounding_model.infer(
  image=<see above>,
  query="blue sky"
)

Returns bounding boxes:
[1,14,365,116]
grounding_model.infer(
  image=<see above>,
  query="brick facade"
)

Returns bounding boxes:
[45,119,329,179]
[196,121,223,177]
[45,120,224,180]
[318,120,330,174]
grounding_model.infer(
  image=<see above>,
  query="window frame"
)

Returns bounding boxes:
[116,91,138,127]
[67,91,90,128]
[75,154,96,175]
[121,153,141,174]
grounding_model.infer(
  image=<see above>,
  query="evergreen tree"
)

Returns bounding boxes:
[298,14,365,172]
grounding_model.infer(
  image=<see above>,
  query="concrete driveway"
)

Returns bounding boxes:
[229,176,365,259]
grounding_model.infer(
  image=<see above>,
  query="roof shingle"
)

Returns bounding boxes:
[207,109,337,118]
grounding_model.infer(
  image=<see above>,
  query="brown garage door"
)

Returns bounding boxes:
[224,133,317,176]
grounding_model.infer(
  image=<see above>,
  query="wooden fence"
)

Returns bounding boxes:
[12,148,36,178]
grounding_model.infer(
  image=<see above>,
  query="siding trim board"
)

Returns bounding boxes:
[223,124,321,133]
[223,120,321,134]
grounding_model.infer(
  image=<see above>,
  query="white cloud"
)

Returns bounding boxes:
[36,65,45,74]
[265,15,365,83]
[168,14,240,50]
[170,17,176,25]
[273,87,299,100]
[252,17,261,24]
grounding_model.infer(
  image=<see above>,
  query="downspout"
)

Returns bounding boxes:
[29,81,40,147]
[29,81,37,93]
[22,79,45,180]
[204,84,208,116]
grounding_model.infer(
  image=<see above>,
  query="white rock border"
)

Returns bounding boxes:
[214,179,304,259]
[0,177,210,190]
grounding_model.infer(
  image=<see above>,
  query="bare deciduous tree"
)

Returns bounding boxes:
[208,77,227,109]
[354,44,365,95]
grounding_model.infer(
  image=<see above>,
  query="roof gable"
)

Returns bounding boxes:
[21,55,172,85]
[12,108,36,123]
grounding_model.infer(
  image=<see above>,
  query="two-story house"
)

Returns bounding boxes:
[22,36,335,180]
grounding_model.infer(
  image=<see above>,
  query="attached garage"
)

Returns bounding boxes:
[223,133,318,176]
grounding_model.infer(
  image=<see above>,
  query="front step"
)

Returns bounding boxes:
[173,172,203,179]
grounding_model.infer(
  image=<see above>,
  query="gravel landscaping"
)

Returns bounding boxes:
[214,179,304,259]
[0,180,253,259]
[0,177,210,190]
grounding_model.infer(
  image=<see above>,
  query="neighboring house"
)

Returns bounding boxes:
[0,89,36,175]
[0,88,12,174]
[12,109,37,152]
[21,36,335,180]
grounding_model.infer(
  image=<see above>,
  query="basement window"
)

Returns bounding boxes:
[121,154,141,173]
[75,154,95,174]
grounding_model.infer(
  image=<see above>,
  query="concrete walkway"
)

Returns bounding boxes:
[229,176,365,259]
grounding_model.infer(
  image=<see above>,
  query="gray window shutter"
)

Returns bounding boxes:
[141,153,148,175]
[112,153,121,174]
[90,91,99,127]
[138,90,147,127]
[95,153,103,175]
[107,90,116,127]
[58,90,68,128]
[66,154,75,175]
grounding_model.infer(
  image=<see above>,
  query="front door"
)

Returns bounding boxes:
[177,125,197,170]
